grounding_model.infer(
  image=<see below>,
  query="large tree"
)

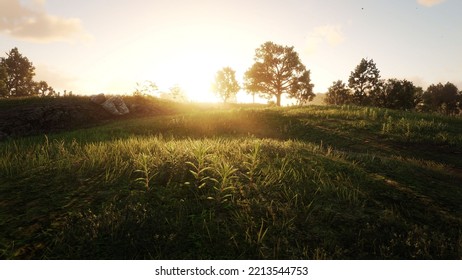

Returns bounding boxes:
[422,82,460,115]
[325,80,351,105]
[348,58,382,106]
[212,67,240,103]
[377,79,419,110]
[244,41,314,106]
[0,47,36,97]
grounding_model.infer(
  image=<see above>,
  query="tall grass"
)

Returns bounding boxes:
[1,104,461,259]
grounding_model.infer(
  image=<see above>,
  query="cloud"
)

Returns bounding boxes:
[305,25,345,55]
[417,0,446,7]
[0,0,90,43]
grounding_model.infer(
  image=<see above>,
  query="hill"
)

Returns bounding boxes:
[0,98,461,259]
[0,95,176,140]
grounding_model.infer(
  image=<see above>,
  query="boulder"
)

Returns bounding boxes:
[90,93,106,104]
[101,97,130,115]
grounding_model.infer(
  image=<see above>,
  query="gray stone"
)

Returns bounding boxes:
[101,97,130,115]
[90,93,106,104]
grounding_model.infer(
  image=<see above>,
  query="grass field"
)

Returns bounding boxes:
[1,98,461,259]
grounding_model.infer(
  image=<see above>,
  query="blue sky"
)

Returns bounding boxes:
[0,0,461,102]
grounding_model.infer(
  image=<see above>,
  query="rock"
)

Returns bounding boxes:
[90,93,106,104]
[101,97,130,115]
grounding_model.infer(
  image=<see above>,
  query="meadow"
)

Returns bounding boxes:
[0,99,461,259]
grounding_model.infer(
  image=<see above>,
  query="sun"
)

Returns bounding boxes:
[181,68,220,103]
[152,49,222,103]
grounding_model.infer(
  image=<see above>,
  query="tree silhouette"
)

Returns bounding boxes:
[34,80,55,97]
[134,80,158,96]
[377,79,419,110]
[160,84,188,102]
[325,80,351,105]
[348,58,382,106]
[244,41,313,106]
[0,64,7,97]
[1,47,36,97]
[212,67,240,103]
[290,70,315,105]
[422,82,460,115]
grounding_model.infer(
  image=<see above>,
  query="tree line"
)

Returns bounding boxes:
[2,45,461,115]
[325,58,462,115]
[214,43,461,115]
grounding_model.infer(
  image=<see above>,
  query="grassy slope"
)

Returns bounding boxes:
[0,99,461,259]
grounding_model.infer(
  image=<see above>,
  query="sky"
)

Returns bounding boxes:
[1,0,461,103]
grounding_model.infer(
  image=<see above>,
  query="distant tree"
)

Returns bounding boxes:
[212,67,240,103]
[244,41,313,106]
[377,79,419,110]
[325,80,351,105]
[161,84,188,102]
[422,82,460,114]
[134,80,158,96]
[348,58,382,106]
[60,90,74,97]
[0,65,7,97]
[34,80,55,97]
[0,47,36,97]
[291,70,315,105]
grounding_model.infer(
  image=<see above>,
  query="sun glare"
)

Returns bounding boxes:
[152,48,223,103]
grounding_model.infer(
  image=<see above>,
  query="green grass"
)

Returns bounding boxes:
[1,102,461,259]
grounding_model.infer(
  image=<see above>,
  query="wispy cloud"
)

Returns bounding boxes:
[417,0,446,7]
[0,0,90,43]
[305,25,345,55]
